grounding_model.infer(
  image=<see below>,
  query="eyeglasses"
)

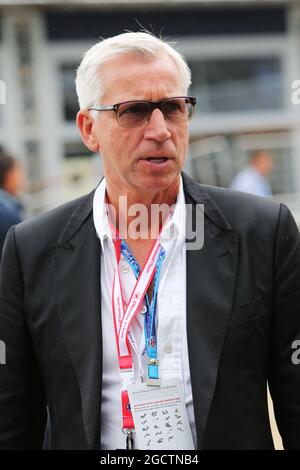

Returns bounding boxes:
[88,96,196,128]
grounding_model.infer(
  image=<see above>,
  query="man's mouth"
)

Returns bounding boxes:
[145,157,168,164]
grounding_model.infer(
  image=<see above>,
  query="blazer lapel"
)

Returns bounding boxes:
[183,173,239,449]
[52,191,102,449]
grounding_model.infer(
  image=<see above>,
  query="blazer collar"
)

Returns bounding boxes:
[56,189,96,248]
[182,171,232,234]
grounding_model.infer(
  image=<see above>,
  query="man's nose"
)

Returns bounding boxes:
[143,108,171,142]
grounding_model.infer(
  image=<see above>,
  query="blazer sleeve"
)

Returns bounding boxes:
[268,204,300,450]
[0,226,47,449]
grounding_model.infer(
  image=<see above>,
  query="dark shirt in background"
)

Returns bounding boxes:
[0,190,23,260]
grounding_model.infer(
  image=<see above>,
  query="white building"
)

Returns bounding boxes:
[0,0,300,222]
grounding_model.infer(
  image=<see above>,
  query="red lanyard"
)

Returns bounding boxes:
[112,232,162,431]
[106,198,174,439]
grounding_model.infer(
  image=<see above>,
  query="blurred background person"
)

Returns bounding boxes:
[230,150,273,197]
[0,149,26,259]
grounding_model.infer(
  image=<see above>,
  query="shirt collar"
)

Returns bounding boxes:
[93,176,185,247]
[0,188,21,207]
[93,178,112,247]
[0,189,24,219]
[160,176,185,244]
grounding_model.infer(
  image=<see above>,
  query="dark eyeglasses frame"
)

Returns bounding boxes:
[88,96,196,127]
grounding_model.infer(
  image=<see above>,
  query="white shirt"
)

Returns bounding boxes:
[230,166,272,197]
[93,177,196,449]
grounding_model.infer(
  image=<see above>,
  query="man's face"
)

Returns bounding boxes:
[88,53,190,196]
[3,163,26,195]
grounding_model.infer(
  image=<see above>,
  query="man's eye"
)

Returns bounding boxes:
[165,101,182,112]
[126,106,142,114]
[121,104,145,116]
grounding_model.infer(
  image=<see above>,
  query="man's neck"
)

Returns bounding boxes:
[105,177,180,240]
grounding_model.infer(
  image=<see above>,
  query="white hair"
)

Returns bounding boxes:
[75,32,191,110]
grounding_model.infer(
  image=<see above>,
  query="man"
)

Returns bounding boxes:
[0,32,300,450]
[230,150,273,197]
[0,151,25,258]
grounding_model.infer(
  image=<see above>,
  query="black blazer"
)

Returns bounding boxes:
[0,173,300,450]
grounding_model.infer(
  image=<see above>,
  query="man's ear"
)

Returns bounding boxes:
[76,110,100,152]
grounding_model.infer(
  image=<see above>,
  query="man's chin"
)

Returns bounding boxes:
[133,172,180,196]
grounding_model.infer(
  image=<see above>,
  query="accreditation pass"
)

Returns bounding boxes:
[127,379,195,450]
